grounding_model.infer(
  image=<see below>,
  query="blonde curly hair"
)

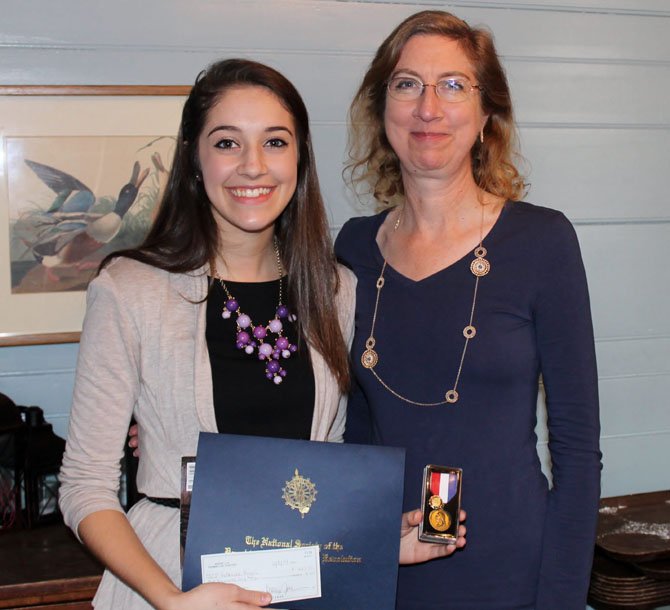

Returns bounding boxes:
[346,10,527,208]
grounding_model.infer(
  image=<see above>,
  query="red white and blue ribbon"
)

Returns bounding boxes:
[430,471,458,504]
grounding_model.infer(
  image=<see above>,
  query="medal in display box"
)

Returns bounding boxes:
[419,465,462,544]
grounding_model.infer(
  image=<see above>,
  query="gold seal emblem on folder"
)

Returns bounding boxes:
[282,468,317,518]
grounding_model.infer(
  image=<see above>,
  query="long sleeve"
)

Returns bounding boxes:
[58,260,225,607]
[534,215,602,609]
[59,265,141,539]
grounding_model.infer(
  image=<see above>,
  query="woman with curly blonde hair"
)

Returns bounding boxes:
[336,10,600,609]
[347,10,526,208]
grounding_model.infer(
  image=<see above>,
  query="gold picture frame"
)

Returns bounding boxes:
[0,85,190,346]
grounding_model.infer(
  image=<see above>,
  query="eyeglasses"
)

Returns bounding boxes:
[386,76,483,103]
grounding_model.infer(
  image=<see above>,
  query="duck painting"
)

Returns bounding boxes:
[8,135,177,294]
[14,160,149,290]
[23,159,96,215]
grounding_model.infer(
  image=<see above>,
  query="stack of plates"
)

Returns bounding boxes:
[588,491,670,610]
[589,552,670,609]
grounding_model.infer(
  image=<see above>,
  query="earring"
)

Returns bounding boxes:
[480,129,484,144]
[195,172,202,182]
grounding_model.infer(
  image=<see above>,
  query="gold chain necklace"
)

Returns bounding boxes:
[360,206,491,405]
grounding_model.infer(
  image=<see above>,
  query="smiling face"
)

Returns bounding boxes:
[384,34,488,183]
[197,85,298,239]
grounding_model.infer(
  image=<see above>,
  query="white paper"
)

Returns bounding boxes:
[185,461,196,492]
[201,545,322,604]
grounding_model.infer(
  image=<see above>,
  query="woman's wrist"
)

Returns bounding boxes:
[151,585,183,610]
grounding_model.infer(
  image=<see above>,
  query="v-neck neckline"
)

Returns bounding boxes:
[370,201,509,286]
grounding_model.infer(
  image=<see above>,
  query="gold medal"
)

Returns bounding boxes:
[428,509,451,532]
[428,495,443,510]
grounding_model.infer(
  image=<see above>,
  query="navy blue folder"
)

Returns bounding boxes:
[182,432,405,609]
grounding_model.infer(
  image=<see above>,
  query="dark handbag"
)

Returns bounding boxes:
[0,393,65,529]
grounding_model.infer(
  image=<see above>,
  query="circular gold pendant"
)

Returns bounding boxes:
[361,349,378,369]
[428,495,443,510]
[474,246,487,258]
[463,325,476,339]
[470,257,490,277]
[429,509,451,532]
[445,390,459,404]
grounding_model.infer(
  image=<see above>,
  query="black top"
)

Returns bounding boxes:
[206,278,315,439]
[335,201,601,610]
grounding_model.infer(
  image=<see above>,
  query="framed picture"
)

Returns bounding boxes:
[0,85,190,346]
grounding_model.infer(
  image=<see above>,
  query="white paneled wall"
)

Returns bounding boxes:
[1,0,669,540]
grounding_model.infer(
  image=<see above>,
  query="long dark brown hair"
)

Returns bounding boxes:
[103,59,350,391]
[347,10,527,207]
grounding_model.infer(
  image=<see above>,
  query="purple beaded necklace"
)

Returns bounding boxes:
[211,238,297,384]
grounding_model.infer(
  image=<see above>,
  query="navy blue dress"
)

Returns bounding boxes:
[335,202,601,610]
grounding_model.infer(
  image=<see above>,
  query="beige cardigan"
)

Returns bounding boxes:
[59,257,356,609]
